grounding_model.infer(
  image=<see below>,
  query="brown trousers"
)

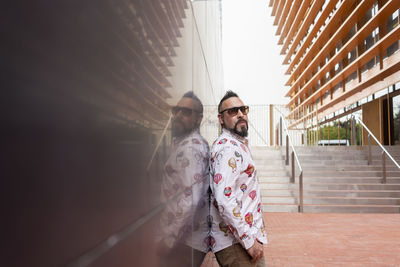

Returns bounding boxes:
[215,243,267,267]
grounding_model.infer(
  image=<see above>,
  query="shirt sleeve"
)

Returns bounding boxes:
[210,144,255,249]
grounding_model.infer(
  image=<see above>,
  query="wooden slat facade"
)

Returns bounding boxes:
[277,0,302,45]
[275,0,293,36]
[270,0,400,128]
[101,0,188,128]
[273,0,286,25]
[279,0,312,54]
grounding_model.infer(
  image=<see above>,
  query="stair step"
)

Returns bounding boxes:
[262,196,400,205]
[258,171,290,177]
[261,203,299,212]
[259,183,297,189]
[300,171,399,177]
[299,160,368,165]
[259,177,294,183]
[300,166,399,171]
[261,189,400,197]
[302,204,400,213]
[299,178,400,183]
[260,183,400,190]
[256,168,287,172]
[260,189,297,196]
[254,161,284,165]
[262,196,297,204]
[298,155,368,160]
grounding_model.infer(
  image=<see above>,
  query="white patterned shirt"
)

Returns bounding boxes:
[158,129,210,252]
[209,128,268,252]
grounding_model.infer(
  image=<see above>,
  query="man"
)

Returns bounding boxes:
[210,91,268,266]
[157,91,210,267]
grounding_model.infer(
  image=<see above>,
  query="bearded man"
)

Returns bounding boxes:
[209,91,268,267]
[157,91,210,267]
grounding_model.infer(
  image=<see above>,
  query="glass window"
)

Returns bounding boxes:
[387,41,399,57]
[365,33,374,50]
[387,9,399,33]
[375,87,388,98]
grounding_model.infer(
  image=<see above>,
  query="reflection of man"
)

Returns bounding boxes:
[157,92,210,267]
[210,91,268,266]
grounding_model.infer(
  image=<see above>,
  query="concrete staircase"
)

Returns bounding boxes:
[252,146,299,212]
[254,145,400,213]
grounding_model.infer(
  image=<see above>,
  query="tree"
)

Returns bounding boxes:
[308,120,362,145]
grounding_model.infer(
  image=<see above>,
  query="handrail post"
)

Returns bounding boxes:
[279,117,282,146]
[368,134,372,165]
[382,152,387,184]
[286,135,289,165]
[298,171,303,213]
[291,151,295,183]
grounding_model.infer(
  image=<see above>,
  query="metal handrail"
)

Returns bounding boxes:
[354,116,400,184]
[273,107,303,171]
[281,116,303,173]
[274,106,304,212]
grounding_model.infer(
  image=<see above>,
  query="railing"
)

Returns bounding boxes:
[276,108,304,213]
[354,116,400,184]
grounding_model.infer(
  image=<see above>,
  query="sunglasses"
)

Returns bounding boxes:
[171,106,200,117]
[219,106,249,116]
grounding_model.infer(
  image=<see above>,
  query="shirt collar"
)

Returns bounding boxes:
[221,128,248,146]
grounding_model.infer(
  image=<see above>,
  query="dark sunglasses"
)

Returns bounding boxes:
[219,106,249,116]
[171,106,200,116]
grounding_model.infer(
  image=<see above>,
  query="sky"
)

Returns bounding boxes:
[222,0,289,105]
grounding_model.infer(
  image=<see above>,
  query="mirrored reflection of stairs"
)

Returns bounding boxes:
[254,146,400,213]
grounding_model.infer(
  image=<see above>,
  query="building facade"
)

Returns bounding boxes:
[269,0,400,145]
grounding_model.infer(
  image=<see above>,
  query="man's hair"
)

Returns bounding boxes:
[218,90,239,113]
[182,91,203,114]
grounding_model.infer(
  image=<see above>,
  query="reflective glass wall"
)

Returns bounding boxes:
[2,1,223,266]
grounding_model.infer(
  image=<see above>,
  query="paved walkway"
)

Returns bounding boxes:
[201,213,400,267]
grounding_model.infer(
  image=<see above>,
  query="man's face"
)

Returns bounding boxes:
[171,97,202,137]
[218,97,249,137]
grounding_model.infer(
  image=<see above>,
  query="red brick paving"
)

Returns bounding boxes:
[201,213,400,267]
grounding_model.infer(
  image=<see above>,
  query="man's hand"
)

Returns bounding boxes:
[246,240,264,263]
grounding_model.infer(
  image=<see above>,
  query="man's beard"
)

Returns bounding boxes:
[233,118,248,137]
[172,119,192,137]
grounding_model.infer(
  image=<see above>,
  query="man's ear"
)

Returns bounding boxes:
[218,113,224,126]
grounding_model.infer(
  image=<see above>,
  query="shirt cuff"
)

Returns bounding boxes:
[239,234,255,250]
